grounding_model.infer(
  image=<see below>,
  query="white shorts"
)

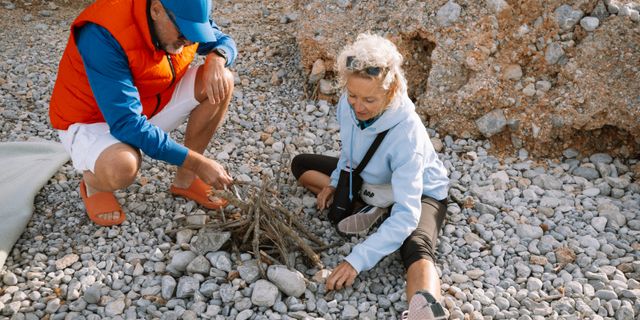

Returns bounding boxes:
[58,65,200,173]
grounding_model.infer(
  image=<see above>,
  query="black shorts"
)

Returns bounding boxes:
[291,153,448,268]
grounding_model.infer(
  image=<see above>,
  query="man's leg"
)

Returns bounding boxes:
[172,66,234,188]
[83,143,141,221]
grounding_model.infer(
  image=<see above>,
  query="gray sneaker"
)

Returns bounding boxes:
[337,205,388,236]
[401,290,447,320]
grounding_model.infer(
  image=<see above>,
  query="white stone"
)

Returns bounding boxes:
[251,280,279,307]
[55,254,79,270]
[503,64,523,80]
[516,224,544,239]
[168,251,197,272]
[318,79,336,95]
[267,265,306,297]
[437,1,462,27]
[309,59,326,84]
[527,277,543,291]
[487,0,509,13]
[105,299,125,317]
[272,141,284,153]
[523,83,536,96]
[582,187,600,197]
[580,17,600,31]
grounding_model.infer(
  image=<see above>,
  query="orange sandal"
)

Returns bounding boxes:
[79,180,126,227]
[170,177,229,210]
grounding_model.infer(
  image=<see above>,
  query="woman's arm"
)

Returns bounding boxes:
[345,149,426,272]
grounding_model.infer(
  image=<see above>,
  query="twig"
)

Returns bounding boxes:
[264,217,291,268]
[214,190,252,210]
[258,250,283,265]
[310,242,342,252]
[272,204,325,246]
[220,204,226,224]
[274,218,323,268]
[242,218,257,245]
[167,219,250,236]
[311,81,319,100]
[253,178,267,278]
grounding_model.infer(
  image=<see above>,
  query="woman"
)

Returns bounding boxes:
[291,34,449,319]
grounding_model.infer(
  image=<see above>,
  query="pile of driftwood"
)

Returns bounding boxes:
[175,173,332,277]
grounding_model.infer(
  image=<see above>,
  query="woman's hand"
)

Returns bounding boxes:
[326,261,357,291]
[317,186,336,210]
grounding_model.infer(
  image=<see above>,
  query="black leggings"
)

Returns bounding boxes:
[291,154,338,179]
[291,153,448,268]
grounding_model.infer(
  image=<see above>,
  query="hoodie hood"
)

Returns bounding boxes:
[342,93,415,135]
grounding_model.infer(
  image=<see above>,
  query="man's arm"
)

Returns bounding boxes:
[196,20,238,66]
[194,20,237,105]
[75,23,188,166]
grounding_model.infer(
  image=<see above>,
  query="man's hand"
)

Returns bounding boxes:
[196,157,233,190]
[317,186,336,210]
[202,52,229,105]
[326,261,357,291]
[182,150,233,190]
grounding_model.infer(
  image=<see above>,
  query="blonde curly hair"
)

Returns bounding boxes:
[336,33,408,104]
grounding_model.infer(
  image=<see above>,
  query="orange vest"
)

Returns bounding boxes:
[49,0,198,130]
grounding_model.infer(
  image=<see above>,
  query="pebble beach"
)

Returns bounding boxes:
[0,1,639,319]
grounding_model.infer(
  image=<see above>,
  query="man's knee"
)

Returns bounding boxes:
[95,144,141,189]
[221,68,234,97]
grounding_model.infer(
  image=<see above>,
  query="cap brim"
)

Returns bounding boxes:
[174,16,217,43]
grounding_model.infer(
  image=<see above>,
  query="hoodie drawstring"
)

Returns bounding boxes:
[349,128,354,201]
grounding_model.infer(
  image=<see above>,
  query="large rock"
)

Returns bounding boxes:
[295,0,640,157]
[267,265,306,298]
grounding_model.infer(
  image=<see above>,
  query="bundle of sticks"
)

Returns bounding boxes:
[175,173,334,277]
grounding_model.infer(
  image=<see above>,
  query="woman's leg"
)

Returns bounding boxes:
[406,259,441,301]
[298,170,331,194]
[400,197,448,302]
[291,154,339,194]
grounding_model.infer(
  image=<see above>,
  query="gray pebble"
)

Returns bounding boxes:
[161,275,177,300]
[83,284,102,304]
[555,5,584,31]
[2,272,18,286]
[251,280,279,307]
[105,298,125,316]
[580,16,600,31]
[176,276,199,299]
[436,1,461,27]
[545,42,565,65]
[341,304,359,320]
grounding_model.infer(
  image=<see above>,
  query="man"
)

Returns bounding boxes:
[49,0,237,226]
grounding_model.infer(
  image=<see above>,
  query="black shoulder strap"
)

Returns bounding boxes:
[354,130,389,175]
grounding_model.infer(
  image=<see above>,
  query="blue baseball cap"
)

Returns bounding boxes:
[159,0,216,43]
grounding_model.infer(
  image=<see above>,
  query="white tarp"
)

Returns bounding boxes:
[0,141,69,269]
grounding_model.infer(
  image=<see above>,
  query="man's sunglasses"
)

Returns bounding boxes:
[162,4,187,41]
[346,56,382,76]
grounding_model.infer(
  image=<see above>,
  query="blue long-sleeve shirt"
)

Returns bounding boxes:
[75,22,237,166]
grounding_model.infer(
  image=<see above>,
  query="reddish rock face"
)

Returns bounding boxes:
[295,0,640,158]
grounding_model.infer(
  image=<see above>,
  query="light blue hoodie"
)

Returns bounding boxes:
[329,92,449,273]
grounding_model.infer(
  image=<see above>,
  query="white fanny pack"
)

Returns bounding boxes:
[359,183,394,208]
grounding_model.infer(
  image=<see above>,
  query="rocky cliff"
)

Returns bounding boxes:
[295,0,640,158]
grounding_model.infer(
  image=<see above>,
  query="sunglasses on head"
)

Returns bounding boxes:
[346,56,382,76]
